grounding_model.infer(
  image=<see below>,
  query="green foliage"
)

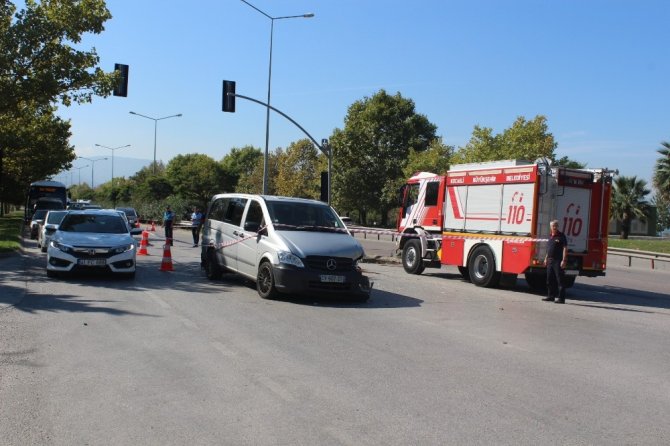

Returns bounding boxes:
[330,89,437,225]
[608,238,670,254]
[554,156,586,169]
[403,138,453,178]
[275,139,323,199]
[0,0,116,212]
[165,153,224,207]
[0,212,23,252]
[610,175,651,239]
[651,194,670,232]
[220,145,262,192]
[453,115,557,164]
[653,141,670,201]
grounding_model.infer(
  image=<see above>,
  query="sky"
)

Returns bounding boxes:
[55,0,669,189]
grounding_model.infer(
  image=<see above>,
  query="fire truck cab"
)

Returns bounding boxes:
[396,159,615,290]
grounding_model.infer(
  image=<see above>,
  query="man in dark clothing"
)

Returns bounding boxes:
[543,219,568,304]
[163,205,175,246]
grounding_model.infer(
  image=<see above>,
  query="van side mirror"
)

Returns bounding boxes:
[244,221,260,233]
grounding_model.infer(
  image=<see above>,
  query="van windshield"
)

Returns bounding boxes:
[266,202,347,232]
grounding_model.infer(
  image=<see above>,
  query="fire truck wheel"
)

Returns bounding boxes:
[457,266,470,281]
[402,240,425,275]
[468,246,500,287]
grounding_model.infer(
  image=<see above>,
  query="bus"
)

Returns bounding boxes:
[25,180,68,222]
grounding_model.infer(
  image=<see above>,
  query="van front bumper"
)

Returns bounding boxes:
[273,264,371,298]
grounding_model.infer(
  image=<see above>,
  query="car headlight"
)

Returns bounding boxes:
[277,251,304,268]
[111,244,135,254]
[51,240,73,253]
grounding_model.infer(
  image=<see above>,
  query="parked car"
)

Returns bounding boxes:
[46,209,143,278]
[200,194,371,301]
[30,209,49,239]
[115,207,139,228]
[38,210,68,252]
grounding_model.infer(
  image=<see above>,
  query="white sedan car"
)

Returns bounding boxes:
[38,210,68,252]
[46,209,143,278]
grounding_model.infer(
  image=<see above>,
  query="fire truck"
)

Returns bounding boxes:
[396,159,615,290]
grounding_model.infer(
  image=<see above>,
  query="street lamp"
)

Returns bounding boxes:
[129,111,182,174]
[94,144,130,189]
[241,0,314,194]
[73,165,89,186]
[78,156,108,188]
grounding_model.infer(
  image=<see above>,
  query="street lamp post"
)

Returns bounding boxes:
[129,111,182,174]
[78,156,108,188]
[73,165,89,186]
[241,0,314,194]
[95,144,130,204]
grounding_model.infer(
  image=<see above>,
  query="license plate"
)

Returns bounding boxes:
[320,275,345,283]
[78,259,106,266]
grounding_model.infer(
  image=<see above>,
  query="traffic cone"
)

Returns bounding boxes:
[159,243,174,271]
[137,230,149,256]
[150,221,156,232]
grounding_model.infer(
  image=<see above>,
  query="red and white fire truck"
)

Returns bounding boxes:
[396,159,615,290]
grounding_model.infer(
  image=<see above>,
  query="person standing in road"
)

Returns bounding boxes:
[190,207,204,247]
[163,205,175,246]
[543,219,568,304]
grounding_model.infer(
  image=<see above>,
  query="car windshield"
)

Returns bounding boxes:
[32,210,48,220]
[120,209,137,217]
[59,214,128,234]
[46,211,67,224]
[266,202,346,231]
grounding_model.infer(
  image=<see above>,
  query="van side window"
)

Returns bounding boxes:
[209,198,228,221]
[245,200,264,227]
[224,198,247,226]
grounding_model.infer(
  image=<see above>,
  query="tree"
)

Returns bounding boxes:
[651,195,670,233]
[236,150,280,194]
[402,138,453,178]
[330,90,437,225]
[453,115,557,164]
[0,0,117,213]
[653,141,670,200]
[275,139,323,199]
[220,145,263,192]
[165,153,224,207]
[610,175,651,239]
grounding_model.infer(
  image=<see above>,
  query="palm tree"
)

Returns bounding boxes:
[610,176,651,239]
[653,141,670,200]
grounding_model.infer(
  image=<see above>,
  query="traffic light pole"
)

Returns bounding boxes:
[228,92,332,205]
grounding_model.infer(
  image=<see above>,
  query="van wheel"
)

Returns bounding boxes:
[402,240,425,275]
[257,261,280,300]
[457,266,470,281]
[468,246,500,287]
[205,249,222,280]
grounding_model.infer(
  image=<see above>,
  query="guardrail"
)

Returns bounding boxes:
[607,247,670,269]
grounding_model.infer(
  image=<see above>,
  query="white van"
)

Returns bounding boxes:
[200,194,371,301]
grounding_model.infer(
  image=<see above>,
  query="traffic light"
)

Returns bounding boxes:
[113,63,129,97]
[222,80,236,112]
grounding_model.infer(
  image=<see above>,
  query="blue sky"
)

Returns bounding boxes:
[57,0,669,189]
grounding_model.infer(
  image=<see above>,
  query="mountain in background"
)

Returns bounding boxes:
[60,156,154,188]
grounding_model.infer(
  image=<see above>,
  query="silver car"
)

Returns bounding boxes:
[201,194,371,301]
[38,210,68,252]
[46,209,143,278]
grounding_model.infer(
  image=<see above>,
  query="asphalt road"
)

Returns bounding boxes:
[1,228,669,445]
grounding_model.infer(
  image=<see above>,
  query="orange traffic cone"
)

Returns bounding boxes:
[137,230,150,256]
[159,243,174,271]
[150,221,156,232]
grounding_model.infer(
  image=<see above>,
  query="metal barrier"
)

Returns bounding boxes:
[607,247,670,270]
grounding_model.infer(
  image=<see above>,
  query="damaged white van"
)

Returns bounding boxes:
[200,194,372,301]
